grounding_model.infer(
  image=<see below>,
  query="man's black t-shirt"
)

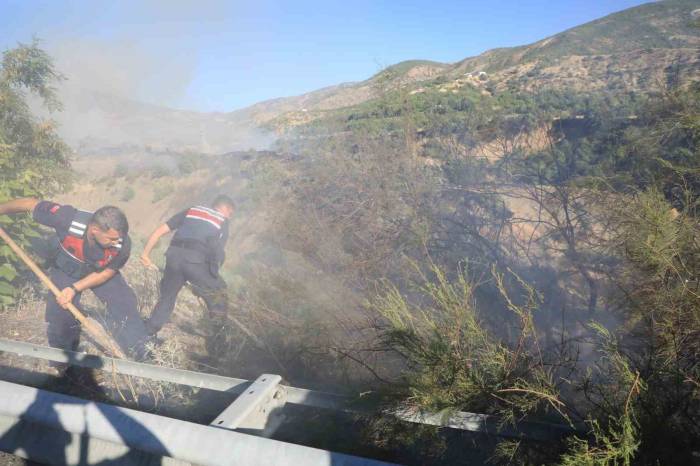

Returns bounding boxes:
[32,200,131,271]
[165,207,229,266]
[165,209,188,231]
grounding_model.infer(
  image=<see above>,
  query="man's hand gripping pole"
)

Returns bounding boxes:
[0,226,126,358]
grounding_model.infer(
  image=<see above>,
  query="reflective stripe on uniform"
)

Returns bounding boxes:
[192,205,226,220]
[185,207,224,230]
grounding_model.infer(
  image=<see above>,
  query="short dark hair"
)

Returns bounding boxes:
[212,194,235,210]
[91,206,129,235]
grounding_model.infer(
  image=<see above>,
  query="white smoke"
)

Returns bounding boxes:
[21,0,274,153]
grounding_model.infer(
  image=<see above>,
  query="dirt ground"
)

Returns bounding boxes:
[0,452,33,465]
[0,258,219,407]
[0,259,235,462]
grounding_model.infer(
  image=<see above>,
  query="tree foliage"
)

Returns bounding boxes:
[374,265,564,425]
[0,40,70,307]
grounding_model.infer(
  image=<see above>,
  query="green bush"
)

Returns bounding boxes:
[374,265,561,423]
[177,155,202,175]
[152,184,174,202]
[149,165,171,179]
[113,163,128,177]
[120,186,135,202]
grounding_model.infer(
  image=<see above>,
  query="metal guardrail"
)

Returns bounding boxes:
[0,379,397,466]
[0,338,578,440]
[0,338,346,408]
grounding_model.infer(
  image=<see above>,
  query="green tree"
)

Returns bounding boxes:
[0,40,70,307]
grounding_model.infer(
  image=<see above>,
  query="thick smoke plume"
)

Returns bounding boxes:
[24,0,274,153]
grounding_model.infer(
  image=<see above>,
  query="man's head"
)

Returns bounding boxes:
[88,206,129,248]
[212,195,235,219]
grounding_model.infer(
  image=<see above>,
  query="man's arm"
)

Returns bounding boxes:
[214,221,229,269]
[140,223,171,269]
[1,197,79,310]
[0,198,40,215]
[55,269,117,308]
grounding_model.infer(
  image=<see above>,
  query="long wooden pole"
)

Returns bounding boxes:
[0,226,126,358]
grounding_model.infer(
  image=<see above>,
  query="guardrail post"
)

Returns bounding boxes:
[210,374,287,437]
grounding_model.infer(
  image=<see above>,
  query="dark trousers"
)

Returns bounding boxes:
[46,268,149,359]
[145,249,228,336]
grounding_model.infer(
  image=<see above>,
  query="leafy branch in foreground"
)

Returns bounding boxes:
[560,323,644,466]
[373,264,565,426]
[0,40,70,307]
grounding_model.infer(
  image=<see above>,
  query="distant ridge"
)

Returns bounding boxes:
[51,0,700,153]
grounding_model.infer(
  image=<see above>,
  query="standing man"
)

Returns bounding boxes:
[140,195,234,353]
[0,198,149,361]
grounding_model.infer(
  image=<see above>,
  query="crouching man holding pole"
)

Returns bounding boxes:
[0,198,150,364]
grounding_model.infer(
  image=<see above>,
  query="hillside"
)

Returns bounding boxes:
[52,0,700,154]
[244,60,450,125]
[255,0,700,131]
[454,0,700,73]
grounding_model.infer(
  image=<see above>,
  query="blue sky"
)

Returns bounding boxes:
[1,0,650,112]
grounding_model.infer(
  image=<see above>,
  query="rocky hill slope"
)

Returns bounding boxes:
[53,0,700,154]
[255,0,700,131]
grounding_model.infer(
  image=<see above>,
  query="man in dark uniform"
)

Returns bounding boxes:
[0,198,149,361]
[140,195,234,351]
